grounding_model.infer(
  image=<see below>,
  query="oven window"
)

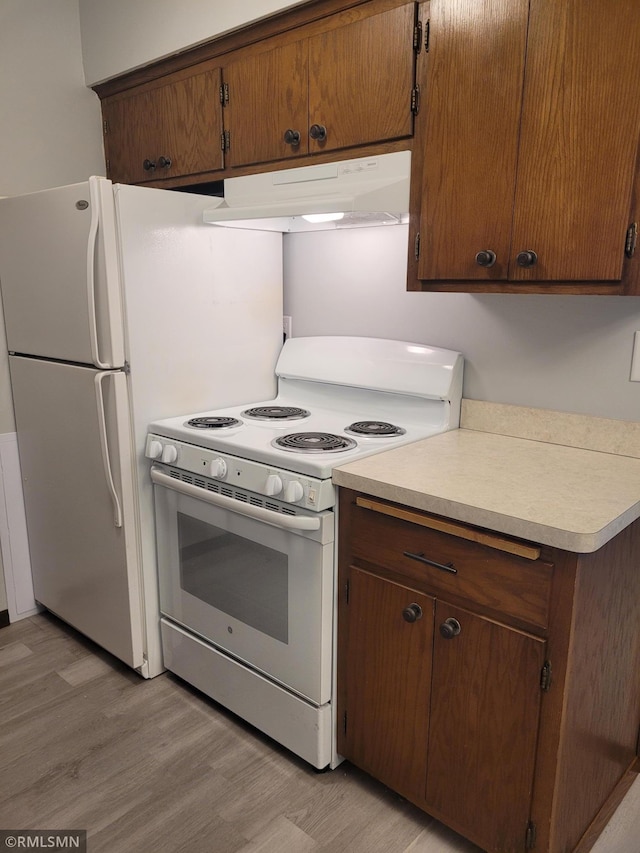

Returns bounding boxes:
[177,513,288,643]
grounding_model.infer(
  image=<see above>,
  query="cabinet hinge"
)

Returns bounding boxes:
[220,81,229,107]
[414,232,421,260]
[413,21,423,52]
[102,119,109,135]
[625,222,638,258]
[411,85,421,116]
[105,159,111,177]
[424,18,430,52]
[525,820,537,850]
[221,130,230,152]
[343,711,348,734]
[540,660,552,692]
[345,580,350,604]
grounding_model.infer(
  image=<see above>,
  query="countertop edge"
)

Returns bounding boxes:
[332,469,640,553]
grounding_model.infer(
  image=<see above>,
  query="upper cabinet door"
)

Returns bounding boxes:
[510,0,640,282]
[156,68,225,179]
[223,40,309,168]
[223,1,418,170]
[103,66,224,184]
[417,0,640,285]
[308,3,417,154]
[419,0,528,281]
[102,88,161,185]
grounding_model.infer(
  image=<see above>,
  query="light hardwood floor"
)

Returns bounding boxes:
[0,614,638,853]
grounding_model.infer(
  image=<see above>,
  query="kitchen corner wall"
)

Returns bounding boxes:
[79,0,309,85]
[284,227,640,423]
[0,0,106,614]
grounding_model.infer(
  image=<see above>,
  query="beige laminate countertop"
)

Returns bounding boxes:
[332,425,640,553]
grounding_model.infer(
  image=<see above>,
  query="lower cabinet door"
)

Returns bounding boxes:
[339,567,435,801]
[426,601,546,852]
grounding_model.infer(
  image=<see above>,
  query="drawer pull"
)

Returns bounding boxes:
[439,617,462,639]
[402,603,423,623]
[403,551,457,574]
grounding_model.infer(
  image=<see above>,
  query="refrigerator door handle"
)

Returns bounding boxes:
[94,371,123,527]
[87,180,111,369]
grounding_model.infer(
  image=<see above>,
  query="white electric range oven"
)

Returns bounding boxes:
[145,336,463,769]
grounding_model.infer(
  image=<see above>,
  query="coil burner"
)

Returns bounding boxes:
[345,420,406,437]
[272,432,358,453]
[186,416,243,429]
[241,406,310,420]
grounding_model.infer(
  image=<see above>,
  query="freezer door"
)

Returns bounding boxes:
[9,355,144,670]
[0,178,125,367]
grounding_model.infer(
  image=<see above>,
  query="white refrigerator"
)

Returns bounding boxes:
[0,178,283,677]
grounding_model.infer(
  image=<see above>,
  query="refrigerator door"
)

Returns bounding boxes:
[9,355,144,669]
[0,177,125,367]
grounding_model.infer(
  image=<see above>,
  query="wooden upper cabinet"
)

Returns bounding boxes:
[222,40,308,167]
[417,0,640,285]
[223,1,418,169]
[419,0,528,282]
[103,66,224,184]
[510,0,640,282]
[307,3,417,154]
[102,88,161,185]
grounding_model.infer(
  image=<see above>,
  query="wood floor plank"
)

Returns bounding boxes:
[0,613,637,853]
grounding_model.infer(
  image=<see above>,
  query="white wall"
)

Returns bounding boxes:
[79,0,308,84]
[0,0,106,614]
[284,227,640,422]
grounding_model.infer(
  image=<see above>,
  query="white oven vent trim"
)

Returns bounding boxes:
[203,150,411,232]
[167,468,305,517]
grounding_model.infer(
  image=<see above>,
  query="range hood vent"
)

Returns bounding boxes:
[203,150,411,232]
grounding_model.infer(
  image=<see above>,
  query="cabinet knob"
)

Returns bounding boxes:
[158,156,172,169]
[142,159,156,171]
[283,129,301,146]
[516,250,538,268]
[309,123,327,142]
[475,250,497,268]
[439,617,461,639]
[402,603,423,623]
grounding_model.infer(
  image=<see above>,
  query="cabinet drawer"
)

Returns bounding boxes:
[349,498,553,629]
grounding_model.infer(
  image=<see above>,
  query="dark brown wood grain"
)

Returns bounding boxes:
[103,65,224,183]
[224,39,309,168]
[337,489,640,852]
[425,601,546,852]
[547,519,640,852]
[99,0,417,184]
[307,3,416,153]
[338,567,434,801]
[412,0,640,291]
[418,0,529,281]
[510,0,640,283]
[349,499,554,631]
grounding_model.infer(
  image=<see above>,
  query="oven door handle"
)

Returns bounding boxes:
[151,467,322,531]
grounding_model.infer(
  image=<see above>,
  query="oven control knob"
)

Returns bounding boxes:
[264,474,283,496]
[161,444,178,464]
[209,458,227,479]
[147,439,163,460]
[284,480,304,503]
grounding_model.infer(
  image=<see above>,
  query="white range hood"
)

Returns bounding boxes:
[203,150,411,232]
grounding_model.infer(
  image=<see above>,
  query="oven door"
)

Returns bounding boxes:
[151,467,335,705]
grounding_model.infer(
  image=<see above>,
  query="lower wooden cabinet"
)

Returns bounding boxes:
[425,601,545,851]
[341,568,434,800]
[337,489,640,853]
